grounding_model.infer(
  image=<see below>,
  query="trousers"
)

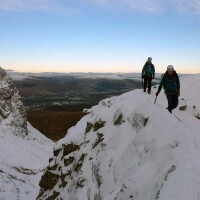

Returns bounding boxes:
[143,76,152,92]
[166,93,179,113]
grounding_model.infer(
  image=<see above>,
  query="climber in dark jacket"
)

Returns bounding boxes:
[141,57,155,94]
[156,65,180,113]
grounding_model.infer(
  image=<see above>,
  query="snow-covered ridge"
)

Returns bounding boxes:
[37,74,200,200]
[0,67,54,199]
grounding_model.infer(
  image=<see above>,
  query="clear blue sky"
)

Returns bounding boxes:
[0,0,200,73]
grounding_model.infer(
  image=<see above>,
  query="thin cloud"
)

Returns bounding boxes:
[127,0,163,12]
[91,0,200,14]
[1,0,200,15]
[90,0,165,13]
[172,0,200,14]
[0,0,77,14]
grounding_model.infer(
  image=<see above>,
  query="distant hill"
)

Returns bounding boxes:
[7,72,160,108]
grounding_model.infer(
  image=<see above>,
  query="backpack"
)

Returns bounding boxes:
[143,62,154,77]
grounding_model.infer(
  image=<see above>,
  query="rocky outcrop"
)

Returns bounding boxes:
[0,67,27,136]
[37,116,107,200]
[37,97,146,200]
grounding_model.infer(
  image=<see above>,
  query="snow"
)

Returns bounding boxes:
[38,74,200,200]
[0,123,54,200]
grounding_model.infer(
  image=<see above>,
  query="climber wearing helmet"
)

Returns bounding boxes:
[156,65,180,113]
[141,57,155,94]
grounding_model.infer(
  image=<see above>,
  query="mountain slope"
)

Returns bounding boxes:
[0,67,54,199]
[0,124,54,200]
[38,74,200,200]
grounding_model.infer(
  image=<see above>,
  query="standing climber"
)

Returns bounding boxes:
[141,57,155,94]
[156,65,180,114]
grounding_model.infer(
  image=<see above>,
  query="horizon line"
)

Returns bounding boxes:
[5,69,200,75]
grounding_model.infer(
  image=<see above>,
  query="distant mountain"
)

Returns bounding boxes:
[0,67,54,199]
[5,69,161,81]
[37,74,200,200]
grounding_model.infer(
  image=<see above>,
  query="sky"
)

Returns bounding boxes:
[0,0,200,74]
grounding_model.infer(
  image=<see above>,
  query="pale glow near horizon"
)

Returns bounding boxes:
[2,63,199,74]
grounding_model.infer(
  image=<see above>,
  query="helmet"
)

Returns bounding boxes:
[167,65,174,71]
[148,57,152,61]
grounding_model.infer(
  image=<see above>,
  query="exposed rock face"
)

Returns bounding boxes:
[0,67,27,136]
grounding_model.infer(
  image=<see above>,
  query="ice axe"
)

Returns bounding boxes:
[154,95,158,104]
[142,76,144,88]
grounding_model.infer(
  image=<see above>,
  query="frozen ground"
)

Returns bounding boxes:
[0,123,54,200]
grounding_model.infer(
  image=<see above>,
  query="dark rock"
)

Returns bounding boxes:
[114,113,123,126]
[85,122,93,134]
[76,177,85,188]
[92,133,104,149]
[49,158,54,163]
[84,140,90,144]
[83,109,91,114]
[60,172,68,188]
[93,163,102,188]
[93,120,106,131]
[195,115,200,120]
[74,154,86,172]
[132,113,149,133]
[39,170,58,190]
[12,166,39,175]
[193,105,200,119]
[64,156,74,166]
[36,190,44,200]
[53,148,61,157]
[179,105,187,111]
[65,169,72,176]
[94,191,103,200]
[144,117,149,127]
[46,191,60,200]
[47,164,58,171]
[63,143,79,156]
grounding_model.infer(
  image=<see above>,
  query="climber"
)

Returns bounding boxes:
[156,65,180,114]
[141,57,155,94]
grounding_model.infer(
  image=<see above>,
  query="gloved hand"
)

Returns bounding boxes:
[156,92,159,96]
[177,92,180,97]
